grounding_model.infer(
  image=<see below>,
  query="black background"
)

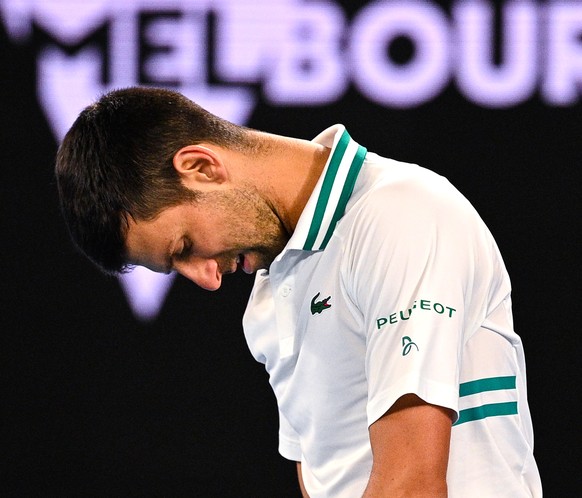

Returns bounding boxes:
[1,2,581,496]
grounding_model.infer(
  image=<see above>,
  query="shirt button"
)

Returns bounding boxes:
[280,285,292,297]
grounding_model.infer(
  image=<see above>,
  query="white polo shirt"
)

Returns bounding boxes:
[243,125,542,497]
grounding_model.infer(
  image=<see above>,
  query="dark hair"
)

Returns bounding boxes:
[55,86,251,274]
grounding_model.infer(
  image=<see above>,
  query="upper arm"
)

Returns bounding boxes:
[363,393,454,498]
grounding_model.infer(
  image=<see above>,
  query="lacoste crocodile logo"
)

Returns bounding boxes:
[311,292,332,315]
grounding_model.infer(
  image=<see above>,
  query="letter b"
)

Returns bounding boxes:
[264,3,347,104]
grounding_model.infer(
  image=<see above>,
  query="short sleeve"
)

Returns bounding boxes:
[278,407,302,461]
[343,169,494,427]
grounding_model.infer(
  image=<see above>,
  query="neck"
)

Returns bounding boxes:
[249,131,331,236]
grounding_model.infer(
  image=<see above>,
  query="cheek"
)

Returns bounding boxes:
[195,218,232,251]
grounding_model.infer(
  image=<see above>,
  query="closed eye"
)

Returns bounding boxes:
[175,239,192,261]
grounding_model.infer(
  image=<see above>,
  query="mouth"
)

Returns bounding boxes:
[236,253,253,274]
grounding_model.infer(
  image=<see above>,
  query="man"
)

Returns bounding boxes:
[55,87,542,497]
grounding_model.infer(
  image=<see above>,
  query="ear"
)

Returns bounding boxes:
[172,144,228,189]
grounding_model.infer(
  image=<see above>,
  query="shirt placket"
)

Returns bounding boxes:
[270,265,298,358]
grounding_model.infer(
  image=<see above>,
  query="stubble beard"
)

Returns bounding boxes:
[203,184,290,272]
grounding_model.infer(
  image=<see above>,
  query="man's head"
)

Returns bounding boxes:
[55,86,255,275]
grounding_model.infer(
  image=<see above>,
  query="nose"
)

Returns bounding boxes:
[175,258,222,291]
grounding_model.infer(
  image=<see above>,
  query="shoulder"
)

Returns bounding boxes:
[335,156,500,289]
[340,156,481,243]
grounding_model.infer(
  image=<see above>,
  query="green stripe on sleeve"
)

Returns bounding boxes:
[459,376,516,397]
[453,401,518,426]
[303,130,350,250]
